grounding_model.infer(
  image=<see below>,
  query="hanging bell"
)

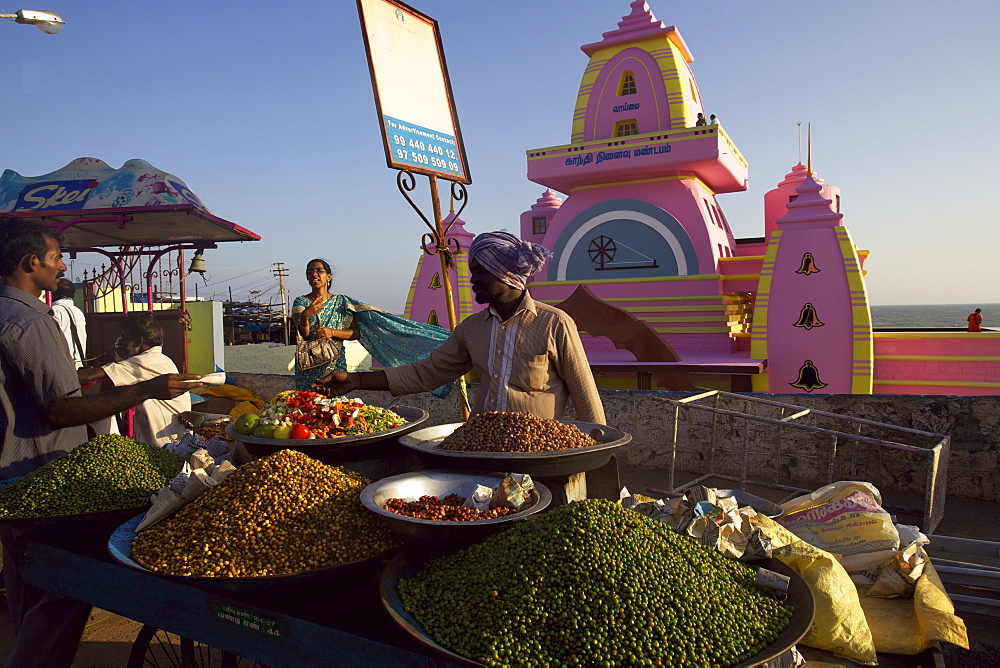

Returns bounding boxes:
[795,252,820,275]
[428,272,442,290]
[427,310,439,326]
[793,302,824,330]
[790,360,828,392]
[187,250,207,275]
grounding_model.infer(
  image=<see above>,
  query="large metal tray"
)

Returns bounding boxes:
[360,470,552,543]
[0,476,148,545]
[108,514,399,594]
[397,421,631,477]
[227,405,428,462]
[0,505,149,545]
[380,549,815,667]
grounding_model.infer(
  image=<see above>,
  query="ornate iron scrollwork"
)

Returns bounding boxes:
[398,170,468,268]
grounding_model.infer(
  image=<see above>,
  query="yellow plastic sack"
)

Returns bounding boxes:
[857,548,969,655]
[752,515,877,665]
[778,481,899,573]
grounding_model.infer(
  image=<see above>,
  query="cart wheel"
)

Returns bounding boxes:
[127,624,265,668]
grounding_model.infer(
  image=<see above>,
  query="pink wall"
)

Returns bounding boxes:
[532,178,734,282]
[527,128,747,195]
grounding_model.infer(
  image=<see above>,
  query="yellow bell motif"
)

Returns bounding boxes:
[795,252,820,275]
[790,360,828,392]
[427,310,439,326]
[793,302,824,330]
[428,272,442,290]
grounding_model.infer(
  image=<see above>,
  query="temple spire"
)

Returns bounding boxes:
[581,1,691,59]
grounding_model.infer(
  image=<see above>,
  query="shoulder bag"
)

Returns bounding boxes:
[295,336,339,371]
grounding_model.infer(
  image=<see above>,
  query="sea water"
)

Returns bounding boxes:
[871,303,1000,329]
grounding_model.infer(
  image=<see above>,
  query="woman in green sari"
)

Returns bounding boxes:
[292,258,356,391]
[292,258,453,395]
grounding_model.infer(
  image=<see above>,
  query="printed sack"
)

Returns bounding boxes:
[778,481,899,573]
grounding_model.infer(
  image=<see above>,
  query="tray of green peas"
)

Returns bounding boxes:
[380,499,814,667]
[0,434,186,544]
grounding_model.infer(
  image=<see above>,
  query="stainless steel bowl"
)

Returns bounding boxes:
[716,489,784,518]
[360,470,552,543]
[108,514,398,593]
[379,551,815,668]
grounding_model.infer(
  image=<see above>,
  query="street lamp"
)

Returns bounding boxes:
[1,9,65,34]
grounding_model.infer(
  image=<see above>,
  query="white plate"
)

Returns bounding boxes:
[198,372,226,386]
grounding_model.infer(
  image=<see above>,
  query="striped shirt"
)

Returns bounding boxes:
[384,292,606,424]
[0,285,87,478]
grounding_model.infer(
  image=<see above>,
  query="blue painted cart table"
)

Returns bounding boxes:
[15,537,466,667]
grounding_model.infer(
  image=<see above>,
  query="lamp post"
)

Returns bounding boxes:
[1,9,65,34]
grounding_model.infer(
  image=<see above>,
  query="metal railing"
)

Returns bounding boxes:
[650,389,950,533]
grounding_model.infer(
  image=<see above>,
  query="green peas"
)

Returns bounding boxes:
[0,434,185,517]
[398,499,794,667]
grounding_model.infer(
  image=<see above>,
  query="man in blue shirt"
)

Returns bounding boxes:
[0,217,201,667]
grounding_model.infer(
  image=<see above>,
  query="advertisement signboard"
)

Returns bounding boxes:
[357,0,470,183]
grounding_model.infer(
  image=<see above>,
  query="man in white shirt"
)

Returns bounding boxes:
[51,279,87,369]
[78,312,191,446]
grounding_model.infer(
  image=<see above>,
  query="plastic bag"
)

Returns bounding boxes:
[778,481,899,573]
[753,515,877,665]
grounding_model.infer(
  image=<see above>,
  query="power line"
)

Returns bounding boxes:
[232,275,278,293]
[272,262,290,345]
[203,266,271,289]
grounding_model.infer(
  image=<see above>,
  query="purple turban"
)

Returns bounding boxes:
[468,231,553,290]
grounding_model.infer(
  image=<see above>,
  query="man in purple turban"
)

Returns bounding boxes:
[316,231,605,424]
[466,231,551,292]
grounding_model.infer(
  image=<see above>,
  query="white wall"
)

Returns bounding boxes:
[223,341,372,375]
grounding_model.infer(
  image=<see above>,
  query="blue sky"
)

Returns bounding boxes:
[4,1,999,310]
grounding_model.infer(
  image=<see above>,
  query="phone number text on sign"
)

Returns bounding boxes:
[384,115,464,179]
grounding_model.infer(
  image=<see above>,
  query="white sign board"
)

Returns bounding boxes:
[357,0,470,183]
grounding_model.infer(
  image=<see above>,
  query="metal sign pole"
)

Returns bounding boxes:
[397,170,471,419]
[427,176,458,329]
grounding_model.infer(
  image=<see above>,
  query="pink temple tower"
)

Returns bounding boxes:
[524,0,747,282]
[751,173,873,393]
[763,162,841,239]
[402,211,477,326]
[520,0,754,386]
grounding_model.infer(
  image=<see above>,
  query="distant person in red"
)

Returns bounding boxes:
[968,308,983,332]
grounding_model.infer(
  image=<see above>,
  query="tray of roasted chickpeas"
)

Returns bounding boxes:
[397,411,631,477]
[107,449,402,592]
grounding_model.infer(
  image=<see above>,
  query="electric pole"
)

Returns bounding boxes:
[272,262,290,345]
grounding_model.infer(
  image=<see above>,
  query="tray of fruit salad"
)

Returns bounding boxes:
[227,391,428,458]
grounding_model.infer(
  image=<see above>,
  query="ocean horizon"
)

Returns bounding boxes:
[870,303,1000,329]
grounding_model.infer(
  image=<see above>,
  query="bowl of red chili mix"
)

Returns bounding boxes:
[360,470,552,543]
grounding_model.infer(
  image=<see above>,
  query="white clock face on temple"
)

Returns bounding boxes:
[548,200,700,281]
